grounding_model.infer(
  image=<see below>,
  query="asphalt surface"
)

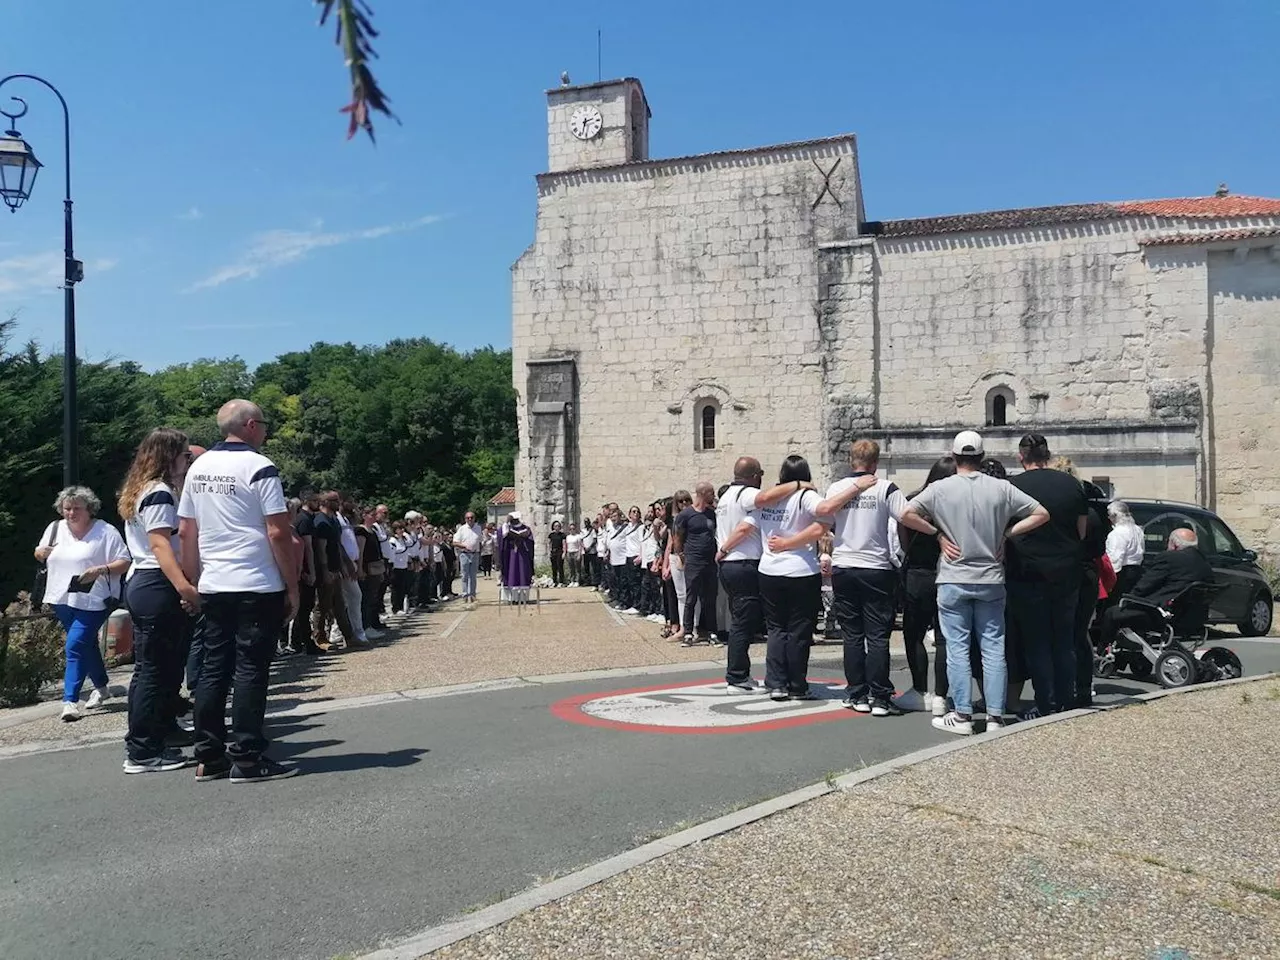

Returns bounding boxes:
[2,640,1278,960]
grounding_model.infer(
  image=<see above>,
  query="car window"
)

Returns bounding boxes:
[1136,511,1209,554]
[1206,516,1243,556]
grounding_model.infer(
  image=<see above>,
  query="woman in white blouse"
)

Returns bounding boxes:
[1105,500,1145,599]
[33,485,132,721]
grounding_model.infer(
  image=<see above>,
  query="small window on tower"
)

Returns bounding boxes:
[985,386,1015,427]
[698,402,718,451]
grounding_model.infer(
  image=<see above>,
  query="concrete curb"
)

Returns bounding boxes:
[353,672,1280,960]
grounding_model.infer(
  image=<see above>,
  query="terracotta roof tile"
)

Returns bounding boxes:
[867,195,1280,239]
[488,486,516,506]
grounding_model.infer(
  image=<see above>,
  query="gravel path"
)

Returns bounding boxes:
[432,679,1280,960]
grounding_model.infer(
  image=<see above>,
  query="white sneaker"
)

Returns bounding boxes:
[366,628,385,640]
[85,687,110,710]
[624,607,640,615]
[892,689,928,712]
[932,711,974,736]
[725,682,757,695]
[932,695,948,717]
[60,701,81,722]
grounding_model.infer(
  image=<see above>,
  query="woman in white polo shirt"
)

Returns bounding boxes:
[621,505,643,614]
[118,428,200,771]
[754,455,832,701]
[389,521,412,616]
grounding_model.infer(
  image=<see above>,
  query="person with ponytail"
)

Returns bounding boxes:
[119,427,200,774]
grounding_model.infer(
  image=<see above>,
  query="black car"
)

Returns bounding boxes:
[1123,499,1273,636]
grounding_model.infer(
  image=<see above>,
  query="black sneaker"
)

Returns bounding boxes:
[790,689,818,701]
[123,750,191,775]
[230,758,298,784]
[194,757,232,782]
[768,688,789,702]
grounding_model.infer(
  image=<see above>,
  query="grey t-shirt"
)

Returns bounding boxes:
[910,472,1041,585]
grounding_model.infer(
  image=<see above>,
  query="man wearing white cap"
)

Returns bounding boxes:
[900,430,1049,735]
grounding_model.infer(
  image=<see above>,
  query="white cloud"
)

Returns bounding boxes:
[0,252,118,297]
[187,214,444,292]
[178,206,203,221]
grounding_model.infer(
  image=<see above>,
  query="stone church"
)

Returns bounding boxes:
[511,77,1280,558]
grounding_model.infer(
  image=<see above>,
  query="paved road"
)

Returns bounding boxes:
[2,640,1277,960]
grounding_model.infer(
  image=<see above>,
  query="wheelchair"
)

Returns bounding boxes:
[1093,582,1243,689]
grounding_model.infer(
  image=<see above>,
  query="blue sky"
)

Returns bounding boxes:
[2,0,1277,371]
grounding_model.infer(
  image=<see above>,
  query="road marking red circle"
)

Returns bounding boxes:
[550,677,863,735]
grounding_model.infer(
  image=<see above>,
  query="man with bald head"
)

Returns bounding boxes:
[713,457,766,690]
[1100,527,1214,650]
[673,481,720,645]
[178,399,298,783]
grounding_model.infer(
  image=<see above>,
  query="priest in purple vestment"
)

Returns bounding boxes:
[499,512,535,598]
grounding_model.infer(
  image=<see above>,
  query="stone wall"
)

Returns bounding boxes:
[512,137,862,540]
[1207,247,1280,558]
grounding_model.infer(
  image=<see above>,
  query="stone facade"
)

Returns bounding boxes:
[512,77,1280,563]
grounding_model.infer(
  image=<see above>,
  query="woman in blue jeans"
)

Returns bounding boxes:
[119,428,201,773]
[34,485,132,722]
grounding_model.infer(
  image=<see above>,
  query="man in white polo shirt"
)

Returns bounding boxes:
[714,457,766,693]
[179,399,299,784]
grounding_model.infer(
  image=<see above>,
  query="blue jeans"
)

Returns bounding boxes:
[54,604,110,703]
[936,582,1007,718]
[459,551,478,599]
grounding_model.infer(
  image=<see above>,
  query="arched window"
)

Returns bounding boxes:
[697,401,718,451]
[985,386,1015,427]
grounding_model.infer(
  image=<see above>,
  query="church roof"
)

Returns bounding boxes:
[867,195,1280,238]
[1142,226,1280,246]
[488,486,516,506]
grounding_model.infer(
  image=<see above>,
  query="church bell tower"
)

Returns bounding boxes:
[546,77,650,173]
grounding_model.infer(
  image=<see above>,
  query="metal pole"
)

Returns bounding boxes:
[0,75,75,485]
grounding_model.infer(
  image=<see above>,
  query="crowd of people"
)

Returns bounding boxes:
[562,429,1186,735]
[30,399,516,782]
[30,397,1203,784]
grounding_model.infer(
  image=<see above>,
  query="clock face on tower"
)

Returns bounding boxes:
[569,105,603,141]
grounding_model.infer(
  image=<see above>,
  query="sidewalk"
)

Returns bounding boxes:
[3,579,856,748]
[429,678,1280,960]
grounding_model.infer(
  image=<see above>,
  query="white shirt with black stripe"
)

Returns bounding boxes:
[126,479,179,579]
[177,441,288,594]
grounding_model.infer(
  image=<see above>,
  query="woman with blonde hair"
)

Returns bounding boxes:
[35,484,131,722]
[118,427,200,772]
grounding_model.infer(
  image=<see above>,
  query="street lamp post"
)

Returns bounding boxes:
[0,75,83,488]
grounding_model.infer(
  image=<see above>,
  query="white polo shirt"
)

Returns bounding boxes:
[607,524,629,565]
[716,483,762,561]
[624,521,642,558]
[126,480,180,577]
[177,441,287,594]
[757,489,829,578]
[641,526,659,565]
[454,522,481,552]
[374,522,394,561]
[338,512,360,563]
[827,474,908,570]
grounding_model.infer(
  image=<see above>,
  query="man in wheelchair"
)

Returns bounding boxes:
[1100,527,1214,648]
[1095,527,1244,687]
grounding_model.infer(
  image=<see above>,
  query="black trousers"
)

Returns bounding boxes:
[184,613,206,694]
[1101,604,1161,649]
[1007,578,1080,714]
[390,567,411,614]
[719,560,762,685]
[760,573,820,695]
[361,576,381,630]
[902,567,939,695]
[551,552,565,586]
[1074,564,1100,707]
[833,567,898,703]
[125,569,187,762]
[580,553,595,586]
[663,576,679,623]
[638,569,661,614]
[479,553,493,577]
[682,556,719,636]
[290,580,316,651]
[194,590,286,766]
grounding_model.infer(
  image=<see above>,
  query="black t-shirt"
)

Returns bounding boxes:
[1006,469,1086,581]
[675,506,717,561]
[311,513,343,572]
[548,531,566,556]
[293,510,314,539]
[358,525,381,565]
[903,493,941,572]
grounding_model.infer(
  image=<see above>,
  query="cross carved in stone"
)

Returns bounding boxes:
[811,158,843,211]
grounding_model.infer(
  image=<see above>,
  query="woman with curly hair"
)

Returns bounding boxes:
[34,485,131,722]
[118,427,200,773]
